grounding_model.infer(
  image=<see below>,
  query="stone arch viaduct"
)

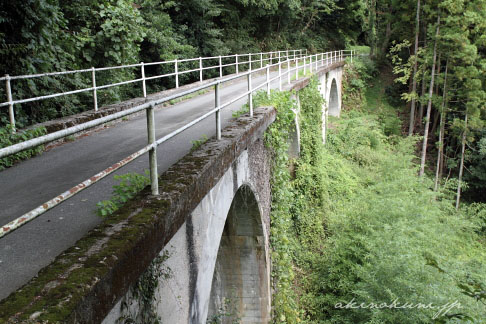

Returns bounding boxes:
[0,61,344,324]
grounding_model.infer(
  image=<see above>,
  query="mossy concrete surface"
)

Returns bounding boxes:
[0,106,276,324]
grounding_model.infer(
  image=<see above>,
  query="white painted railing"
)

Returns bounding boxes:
[0,49,353,238]
[1,50,310,133]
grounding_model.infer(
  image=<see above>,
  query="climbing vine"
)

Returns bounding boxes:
[117,252,172,324]
[255,77,331,322]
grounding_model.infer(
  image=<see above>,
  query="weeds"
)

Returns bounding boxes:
[96,171,150,217]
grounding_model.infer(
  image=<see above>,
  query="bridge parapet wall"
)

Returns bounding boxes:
[0,60,346,323]
[0,106,275,324]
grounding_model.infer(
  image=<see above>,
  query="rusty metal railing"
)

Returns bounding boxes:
[0,49,353,238]
[1,50,310,133]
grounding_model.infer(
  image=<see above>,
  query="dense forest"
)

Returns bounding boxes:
[0,0,365,126]
[1,0,485,322]
[1,0,484,203]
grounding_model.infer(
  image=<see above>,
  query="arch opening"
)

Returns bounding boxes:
[207,185,269,324]
[328,78,340,117]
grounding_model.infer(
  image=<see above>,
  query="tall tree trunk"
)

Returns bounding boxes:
[434,59,448,191]
[409,0,421,136]
[430,102,440,138]
[419,14,440,177]
[435,53,441,95]
[417,71,427,132]
[456,113,468,210]
[439,113,446,180]
[430,54,442,136]
[417,14,428,132]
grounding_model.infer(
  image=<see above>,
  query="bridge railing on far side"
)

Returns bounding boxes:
[0,49,354,238]
[0,49,308,133]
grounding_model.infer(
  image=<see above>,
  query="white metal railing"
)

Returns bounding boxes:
[0,49,354,238]
[1,49,311,133]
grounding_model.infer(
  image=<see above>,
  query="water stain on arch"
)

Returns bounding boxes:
[207,184,270,324]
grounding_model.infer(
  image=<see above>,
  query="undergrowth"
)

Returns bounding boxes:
[117,252,172,324]
[96,171,150,217]
[261,59,486,323]
[0,125,47,170]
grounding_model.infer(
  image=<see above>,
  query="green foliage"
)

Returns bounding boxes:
[462,203,486,238]
[0,126,46,170]
[341,57,377,110]
[256,89,301,323]
[118,252,172,324]
[0,0,371,128]
[232,103,250,118]
[206,296,241,324]
[257,63,486,323]
[463,133,486,202]
[96,171,150,218]
[305,110,486,323]
[190,134,208,152]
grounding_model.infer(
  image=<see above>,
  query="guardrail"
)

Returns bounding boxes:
[1,49,311,133]
[0,49,354,238]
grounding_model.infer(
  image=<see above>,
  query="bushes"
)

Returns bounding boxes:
[305,110,486,323]
[341,57,377,110]
[259,62,486,324]
[0,126,47,170]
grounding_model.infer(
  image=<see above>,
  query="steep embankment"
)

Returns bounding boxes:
[263,59,486,323]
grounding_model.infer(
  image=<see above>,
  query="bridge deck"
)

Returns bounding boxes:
[0,70,282,300]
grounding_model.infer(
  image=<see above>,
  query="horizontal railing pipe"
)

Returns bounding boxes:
[0,50,347,238]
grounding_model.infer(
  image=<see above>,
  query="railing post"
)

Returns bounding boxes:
[236,55,239,74]
[248,53,251,71]
[175,59,179,88]
[215,82,221,140]
[5,74,15,133]
[270,52,273,65]
[141,62,147,98]
[219,55,222,78]
[247,73,253,117]
[278,51,281,63]
[260,53,263,68]
[310,55,313,73]
[91,67,98,112]
[278,61,282,91]
[304,55,307,75]
[146,103,159,196]
[326,52,328,66]
[287,59,291,84]
[266,65,270,97]
[295,57,299,80]
[199,57,203,82]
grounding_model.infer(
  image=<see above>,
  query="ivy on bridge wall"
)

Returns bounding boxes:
[255,77,327,323]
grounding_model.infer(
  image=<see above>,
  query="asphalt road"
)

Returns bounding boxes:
[0,70,282,300]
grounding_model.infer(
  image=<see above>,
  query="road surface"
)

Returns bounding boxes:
[0,70,283,300]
